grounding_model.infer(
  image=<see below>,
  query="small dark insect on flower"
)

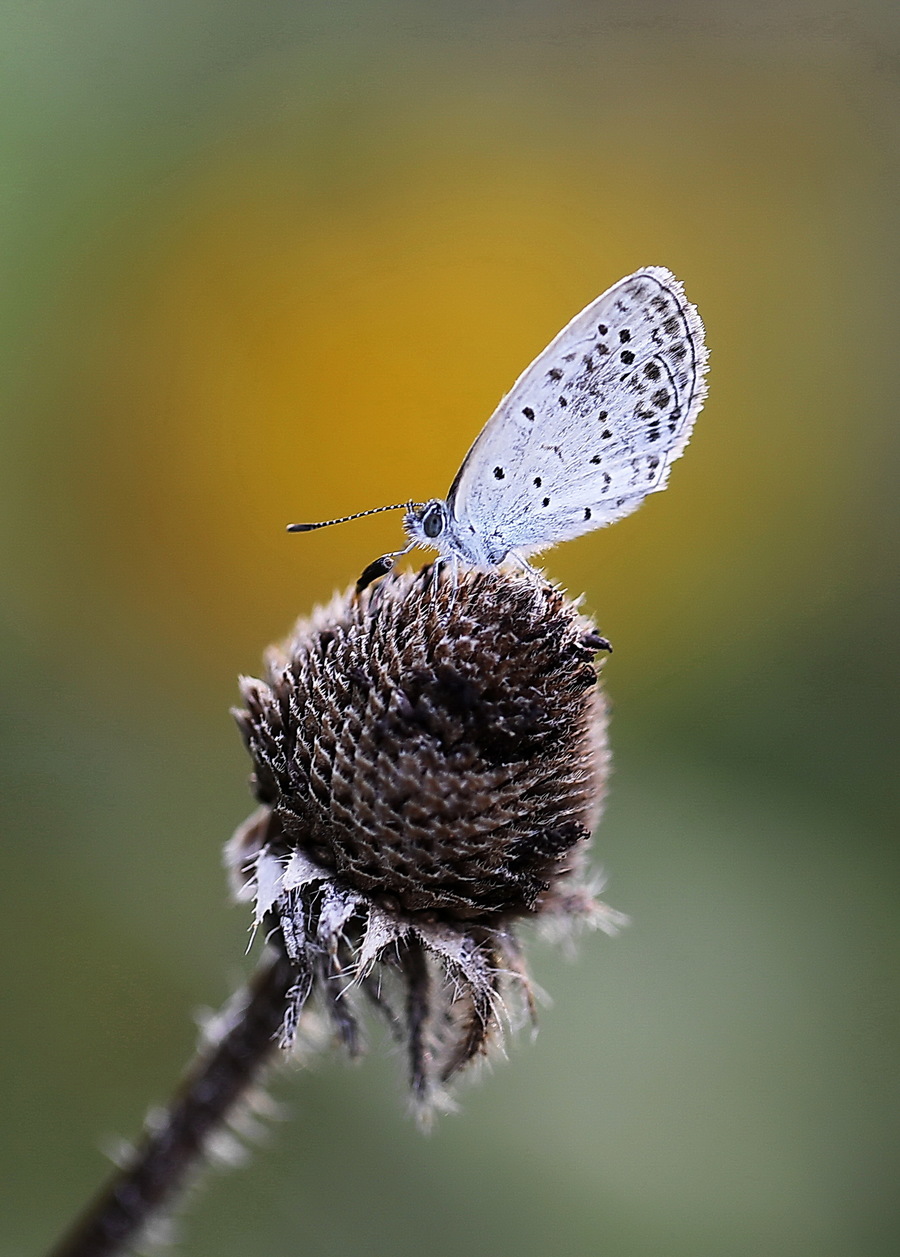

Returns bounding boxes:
[228,565,625,1119]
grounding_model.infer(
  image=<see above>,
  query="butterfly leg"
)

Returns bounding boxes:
[448,555,460,603]
[428,554,461,620]
[356,540,417,594]
[509,552,546,584]
[429,555,447,596]
[438,555,460,614]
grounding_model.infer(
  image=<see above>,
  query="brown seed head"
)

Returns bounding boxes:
[227,566,623,1115]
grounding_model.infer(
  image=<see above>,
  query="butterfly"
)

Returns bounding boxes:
[289,267,708,592]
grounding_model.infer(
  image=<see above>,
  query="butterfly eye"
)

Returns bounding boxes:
[422,503,445,539]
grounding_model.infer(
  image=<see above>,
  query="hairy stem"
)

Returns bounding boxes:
[48,948,294,1257]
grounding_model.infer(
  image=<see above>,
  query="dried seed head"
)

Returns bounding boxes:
[227,567,623,1116]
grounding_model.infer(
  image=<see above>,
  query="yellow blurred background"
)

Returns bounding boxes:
[2,4,898,1255]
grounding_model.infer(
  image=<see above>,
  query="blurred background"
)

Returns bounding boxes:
[1,2,898,1254]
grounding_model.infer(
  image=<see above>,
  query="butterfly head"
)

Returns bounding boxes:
[405,498,451,548]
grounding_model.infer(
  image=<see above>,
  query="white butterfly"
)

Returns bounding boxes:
[289,266,708,591]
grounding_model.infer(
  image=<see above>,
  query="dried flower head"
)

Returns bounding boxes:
[227,566,623,1117]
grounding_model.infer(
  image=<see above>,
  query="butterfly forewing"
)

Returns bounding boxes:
[447,266,708,557]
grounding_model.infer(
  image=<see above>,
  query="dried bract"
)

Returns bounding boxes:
[227,567,623,1116]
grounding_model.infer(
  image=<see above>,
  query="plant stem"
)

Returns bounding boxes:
[48,948,294,1257]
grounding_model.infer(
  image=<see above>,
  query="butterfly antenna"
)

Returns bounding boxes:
[286,503,411,533]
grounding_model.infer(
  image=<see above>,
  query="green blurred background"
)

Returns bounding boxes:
[2,3,898,1254]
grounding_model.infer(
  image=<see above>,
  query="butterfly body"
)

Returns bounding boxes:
[404,499,508,566]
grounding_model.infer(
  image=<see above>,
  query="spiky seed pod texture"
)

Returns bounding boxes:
[227,566,624,1115]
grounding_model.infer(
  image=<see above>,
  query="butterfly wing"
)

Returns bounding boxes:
[447,267,708,559]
